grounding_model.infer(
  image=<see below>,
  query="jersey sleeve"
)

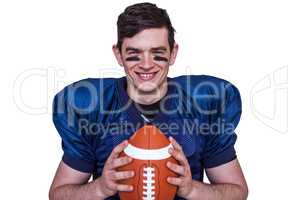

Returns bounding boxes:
[52,81,96,173]
[202,82,242,168]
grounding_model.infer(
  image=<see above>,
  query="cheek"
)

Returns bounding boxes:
[122,64,137,75]
[122,58,138,68]
[157,62,170,72]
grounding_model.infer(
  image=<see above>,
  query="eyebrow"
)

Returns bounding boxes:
[125,46,167,53]
[151,46,167,52]
[125,47,141,53]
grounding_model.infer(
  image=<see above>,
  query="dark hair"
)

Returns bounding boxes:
[117,2,176,51]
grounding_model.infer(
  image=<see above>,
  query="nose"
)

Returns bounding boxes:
[139,53,155,71]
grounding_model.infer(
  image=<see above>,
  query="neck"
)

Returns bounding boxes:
[127,79,168,105]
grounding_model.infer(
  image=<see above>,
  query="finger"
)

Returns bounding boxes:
[111,183,134,192]
[108,156,132,169]
[111,171,135,181]
[107,140,128,161]
[168,148,187,166]
[167,161,185,176]
[169,136,183,152]
[167,177,183,186]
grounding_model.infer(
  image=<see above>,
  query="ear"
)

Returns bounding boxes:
[169,42,179,66]
[112,44,124,67]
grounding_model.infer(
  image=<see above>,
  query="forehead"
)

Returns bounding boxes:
[122,27,169,50]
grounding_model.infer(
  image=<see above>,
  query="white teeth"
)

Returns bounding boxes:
[137,73,155,80]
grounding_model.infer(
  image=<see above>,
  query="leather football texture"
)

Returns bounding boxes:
[118,125,178,200]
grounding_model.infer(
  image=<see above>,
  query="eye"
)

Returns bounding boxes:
[154,56,168,62]
[153,51,164,54]
[128,51,138,55]
[125,56,140,61]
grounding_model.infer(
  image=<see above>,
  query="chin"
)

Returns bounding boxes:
[135,84,158,93]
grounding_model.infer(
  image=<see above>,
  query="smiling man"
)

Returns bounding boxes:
[113,26,176,106]
[49,2,248,200]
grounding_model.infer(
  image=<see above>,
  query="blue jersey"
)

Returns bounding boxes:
[52,75,242,200]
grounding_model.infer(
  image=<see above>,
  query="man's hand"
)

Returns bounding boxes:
[166,136,194,199]
[166,137,248,200]
[96,140,135,199]
[49,140,135,200]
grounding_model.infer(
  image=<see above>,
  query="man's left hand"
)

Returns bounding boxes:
[166,136,195,199]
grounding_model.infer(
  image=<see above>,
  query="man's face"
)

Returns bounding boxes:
[113,27,178,93]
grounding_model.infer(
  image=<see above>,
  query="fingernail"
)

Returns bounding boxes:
[169,148,173,153]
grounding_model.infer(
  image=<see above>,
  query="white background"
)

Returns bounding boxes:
[0,0,299,199]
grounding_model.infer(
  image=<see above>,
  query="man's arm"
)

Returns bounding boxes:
[166,137,248,200]
[49,161,105,200]
[186,159,248,200]
[49,140,134,200]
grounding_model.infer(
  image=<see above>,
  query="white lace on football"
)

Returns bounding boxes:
[142,167,155,200]
[124,143,173,160]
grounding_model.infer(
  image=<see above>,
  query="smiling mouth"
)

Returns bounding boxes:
[135,71,158,81]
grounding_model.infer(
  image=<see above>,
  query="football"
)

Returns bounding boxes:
[118,125,178,200]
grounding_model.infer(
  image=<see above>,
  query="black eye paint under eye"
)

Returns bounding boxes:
[154,56,168,62]
[125,56,140,61]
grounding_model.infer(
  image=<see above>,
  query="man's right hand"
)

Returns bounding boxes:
[96,140,135,199]
[49,140,134,200]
